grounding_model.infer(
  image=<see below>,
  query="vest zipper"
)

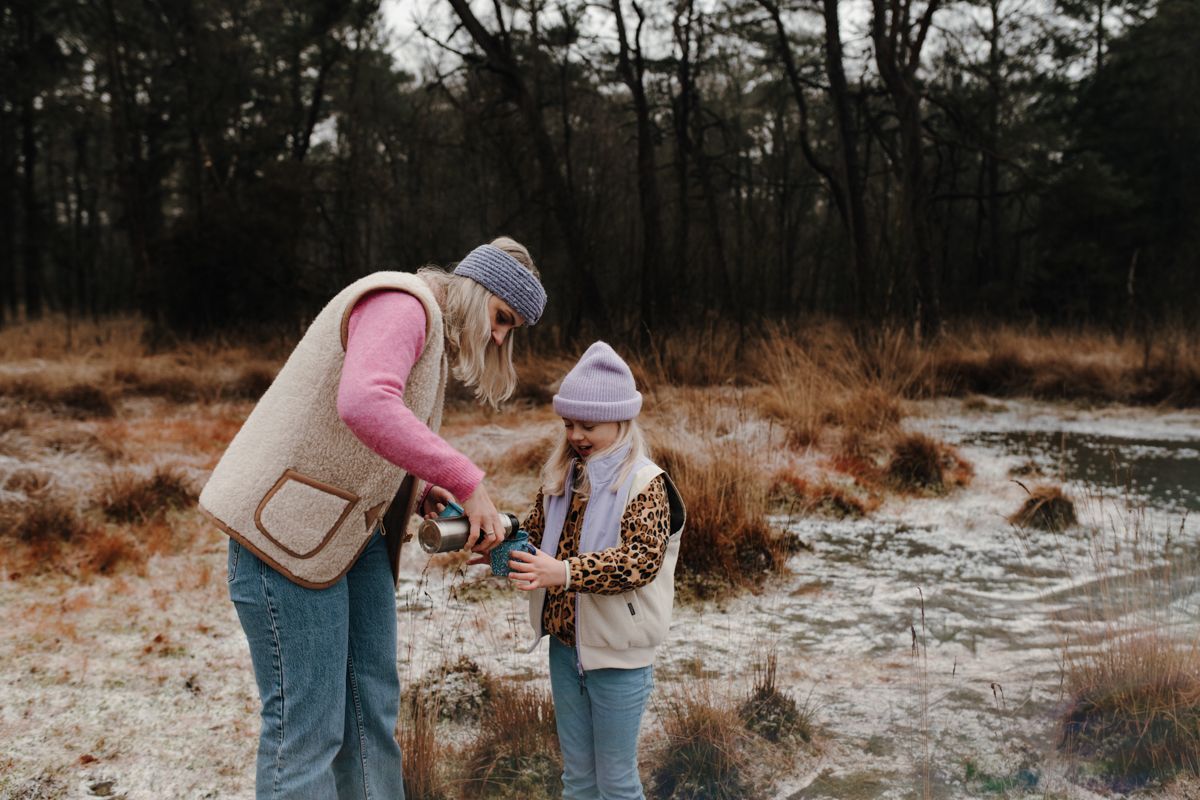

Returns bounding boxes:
[574,592,586,695]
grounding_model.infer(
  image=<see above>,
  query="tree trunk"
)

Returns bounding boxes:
[612,0,664,340]
[446,0,610,337]
[822,0,872,317]
[870,0,943,337]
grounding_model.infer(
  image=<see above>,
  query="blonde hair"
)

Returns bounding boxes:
[419,237,538,408]
[541,419,647,500]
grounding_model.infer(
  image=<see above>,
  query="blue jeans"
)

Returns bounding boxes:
[227,531,404,800]
[548,637,654,800]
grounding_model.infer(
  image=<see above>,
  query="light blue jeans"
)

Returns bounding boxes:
[227,530,404,800]
[548,637,654,800]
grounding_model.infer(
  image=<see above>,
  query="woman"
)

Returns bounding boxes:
[199,237,547,799]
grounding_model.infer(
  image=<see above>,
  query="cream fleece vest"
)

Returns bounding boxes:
[198,272,447,589]
[527,462,687,670]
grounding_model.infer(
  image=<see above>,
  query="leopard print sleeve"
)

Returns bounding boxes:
[567,475,671,595]
[522,489,547,549]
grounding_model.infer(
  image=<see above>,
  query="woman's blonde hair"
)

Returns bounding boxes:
[419,237,538,408]
[541,419,647,500]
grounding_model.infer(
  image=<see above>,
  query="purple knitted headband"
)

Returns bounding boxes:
[452,244,547,325]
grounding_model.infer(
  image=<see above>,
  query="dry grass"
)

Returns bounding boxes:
[460,679,561,799]
[649,431,789,598]
[738,651,814,744]
[0,494,109,577]
[1053,496,1200,789]
[98,467,197,523]
[929,325,1200,406]
[650,685,754,800]
[1061,634,1200,787]
[1009,484,1077,531]
[481,432,556,477]
[885,433,974,494]
[400,693,450,800]
[769,470,876,519]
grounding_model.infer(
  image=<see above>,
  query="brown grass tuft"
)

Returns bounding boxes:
[886,433,944,492]
[400,692,450,800]
[1009,484,1076,531]
[81,529,147,577]
[884,433,974,494]
[770,471,874,519]
[0,495,105,574]
[98,467,197,523]
[738,651,814,744]
[461,679,561,799]
[0,373,116,417]
[650,433,788,598]
[1062,634,1200,787]
[651,685,753,800]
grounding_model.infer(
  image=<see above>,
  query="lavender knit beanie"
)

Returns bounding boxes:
[553,342,642,422]
[453,244,547,325]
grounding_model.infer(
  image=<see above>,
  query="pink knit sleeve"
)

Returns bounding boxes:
[337,290,484,502]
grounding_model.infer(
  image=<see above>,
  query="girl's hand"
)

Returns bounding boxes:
[421,485,457,518]
[508,548,567,591]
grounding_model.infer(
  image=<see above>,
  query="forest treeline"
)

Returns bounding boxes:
[1,0,1197,341]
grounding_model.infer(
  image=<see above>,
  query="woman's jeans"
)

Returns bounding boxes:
[227,530,404,800]
[548,637,654,800]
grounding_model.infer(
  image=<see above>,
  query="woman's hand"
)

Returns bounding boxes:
[460,483,506,553]
[508,548,567,591]
[421,485,457,518]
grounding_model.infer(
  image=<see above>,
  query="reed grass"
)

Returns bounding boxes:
[648,430,788,597]
[650,684,753,800]
[460,679,561,799]
[400,691,450,800]
[1055,496,1200,788]
[738,650,815,744]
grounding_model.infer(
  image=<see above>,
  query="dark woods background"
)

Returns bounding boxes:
[1,0,1197,343]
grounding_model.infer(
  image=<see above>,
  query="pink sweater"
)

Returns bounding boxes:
[337,290,483,502]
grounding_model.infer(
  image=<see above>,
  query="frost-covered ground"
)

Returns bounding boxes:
[2,397,1199,799]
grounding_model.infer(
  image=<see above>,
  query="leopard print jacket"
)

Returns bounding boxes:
[523,475,672,648]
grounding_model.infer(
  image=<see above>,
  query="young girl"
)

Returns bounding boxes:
[508,341,686,800]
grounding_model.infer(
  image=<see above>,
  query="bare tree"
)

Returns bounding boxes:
[611,0,665,335]
[870,0,943,335]
[446,0,610,337]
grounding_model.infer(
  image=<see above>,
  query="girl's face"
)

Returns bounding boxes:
[487,295,524,347]
[562,418,620,459]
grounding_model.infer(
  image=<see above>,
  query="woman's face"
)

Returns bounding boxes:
[487,295,524,347]
[562,418,620,459]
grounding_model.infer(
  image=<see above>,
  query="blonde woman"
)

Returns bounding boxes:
[508,341,686,800]
[199,238,546,799]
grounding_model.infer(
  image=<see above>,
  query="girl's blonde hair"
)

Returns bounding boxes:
[541,418,647,500]
[419,237,538,408]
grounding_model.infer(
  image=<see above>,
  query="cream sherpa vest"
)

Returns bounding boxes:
[199,272,447,589]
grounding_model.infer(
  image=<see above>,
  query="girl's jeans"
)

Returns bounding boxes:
[227,530,405,800]
[548,636,654,800]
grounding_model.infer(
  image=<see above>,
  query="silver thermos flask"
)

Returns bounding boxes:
[418,501,520,554]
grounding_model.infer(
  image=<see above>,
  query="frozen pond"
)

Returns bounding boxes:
[398,398,1200,798]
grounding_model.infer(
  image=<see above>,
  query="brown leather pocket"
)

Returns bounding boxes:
[254,469,360,559]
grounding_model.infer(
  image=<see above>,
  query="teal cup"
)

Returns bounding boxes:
[490,531,538,577]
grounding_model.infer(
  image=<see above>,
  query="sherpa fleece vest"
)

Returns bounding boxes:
[199,272,447,589]
[528,454,686,670]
